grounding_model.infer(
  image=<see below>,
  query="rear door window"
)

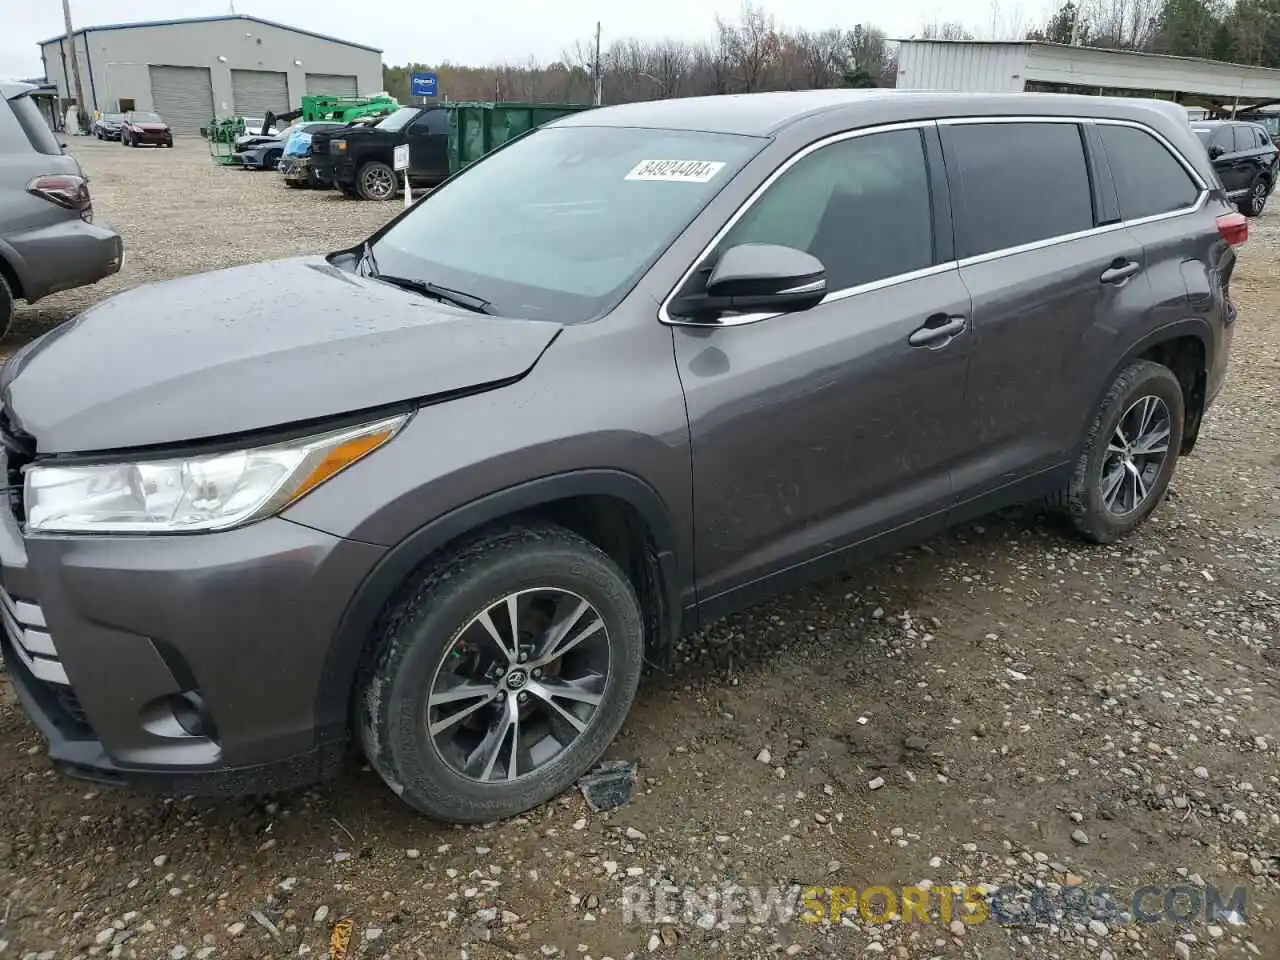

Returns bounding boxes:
[1233,125,1255,152]
[717,128,936,291]
[941,122,1094,258]
[1097,124,1201,221]
[7,94,62,156]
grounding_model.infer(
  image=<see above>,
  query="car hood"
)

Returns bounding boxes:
[0,256,563,454]
[236,134,282,149]
[131,122,168,131]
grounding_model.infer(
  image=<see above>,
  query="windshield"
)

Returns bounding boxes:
[102,113,124,121]
[375,107,419,132]
[370,125,763,322]
[131,112,163,123]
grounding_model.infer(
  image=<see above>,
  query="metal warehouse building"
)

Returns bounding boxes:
[39,15,383,133]
[895,40,1280,115]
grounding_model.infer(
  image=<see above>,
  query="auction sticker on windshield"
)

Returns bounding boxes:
[625,159,726,183]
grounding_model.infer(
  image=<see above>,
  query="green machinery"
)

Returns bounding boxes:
[205,94,399,165]
[206,117,247,165]
[299,94,399,124]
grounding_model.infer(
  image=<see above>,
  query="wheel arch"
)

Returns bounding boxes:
[1087,319,1212,457]
[0,243,28,303]
[312,469,686,746]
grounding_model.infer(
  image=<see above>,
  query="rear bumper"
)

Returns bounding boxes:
[3,219,123,303]
[1207,299,1236,408]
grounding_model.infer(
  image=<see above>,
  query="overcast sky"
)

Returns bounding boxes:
[0,0,1052,80]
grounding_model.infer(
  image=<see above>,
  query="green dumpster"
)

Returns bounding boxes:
[447,101,594,174]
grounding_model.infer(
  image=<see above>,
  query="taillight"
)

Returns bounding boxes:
[27,174,90,211]
[1217,211,1249,247]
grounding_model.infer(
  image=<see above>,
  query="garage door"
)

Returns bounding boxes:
[231,69,290,117]
[148,65,214,134]
[305,73,358,97]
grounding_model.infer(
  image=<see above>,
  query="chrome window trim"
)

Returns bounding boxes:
[659,114,1211,330]
[658,120,938,328]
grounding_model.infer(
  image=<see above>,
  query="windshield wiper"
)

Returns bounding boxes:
[359,242,494,315]
[373,274,495,315]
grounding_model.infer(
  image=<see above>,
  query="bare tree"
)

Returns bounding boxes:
[920,21,977,40]
[717,3,783,92]
[1080,0,1160,48]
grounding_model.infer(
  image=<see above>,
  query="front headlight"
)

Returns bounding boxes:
[24,414,408,534]
[331,139,347,153]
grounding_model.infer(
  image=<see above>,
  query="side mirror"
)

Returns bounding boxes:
[672,243,827,320]
[1209,144,1225,159]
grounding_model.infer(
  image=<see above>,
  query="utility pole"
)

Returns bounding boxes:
[62,0,89,130]
[592,21,603,106]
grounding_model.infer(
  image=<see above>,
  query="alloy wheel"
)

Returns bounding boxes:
[426,588,611,783]
[1099,395,1171,516]
[363,166,394,200]
[1252,181,1268,215]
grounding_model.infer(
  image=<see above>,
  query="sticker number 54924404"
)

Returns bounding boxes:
[625,159,727,183]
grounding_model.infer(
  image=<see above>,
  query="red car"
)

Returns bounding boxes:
[121,111,174,148]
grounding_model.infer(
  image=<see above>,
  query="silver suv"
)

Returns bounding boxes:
[0,81,123,339]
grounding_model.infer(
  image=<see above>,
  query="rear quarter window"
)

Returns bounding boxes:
[941,121,1095,258]
[1097,124,1201,221]
[4,94,62,156]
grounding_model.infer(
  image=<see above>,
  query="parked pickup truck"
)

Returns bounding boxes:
[310,102,592,200]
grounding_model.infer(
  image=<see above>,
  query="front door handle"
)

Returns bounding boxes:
[908,313,967,347]
[1100,259,1140,284]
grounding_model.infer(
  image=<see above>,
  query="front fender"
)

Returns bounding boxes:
[309,469,685,745]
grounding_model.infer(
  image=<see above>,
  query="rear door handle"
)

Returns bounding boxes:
[908,313,967,347]
[1100,260,1140,284]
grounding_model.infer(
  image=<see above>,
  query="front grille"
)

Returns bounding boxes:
[0,409,33,523]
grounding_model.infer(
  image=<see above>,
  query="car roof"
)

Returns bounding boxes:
[549,90,1197,138]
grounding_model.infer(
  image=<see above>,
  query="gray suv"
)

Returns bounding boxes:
[0,82,123,340]
[0,91,1240,823]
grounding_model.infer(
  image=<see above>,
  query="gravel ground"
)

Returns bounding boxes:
[1,136,1278,960]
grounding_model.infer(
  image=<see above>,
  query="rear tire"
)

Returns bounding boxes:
[359,524,645,823]
[1060,359,1184,544]
[356,160,396,201]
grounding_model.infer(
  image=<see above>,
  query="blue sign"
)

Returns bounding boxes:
[411,72,438,97]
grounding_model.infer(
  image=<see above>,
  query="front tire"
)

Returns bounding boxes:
[355,160,396,201]
[359,524,644,823]
[1062,359,1184,544]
